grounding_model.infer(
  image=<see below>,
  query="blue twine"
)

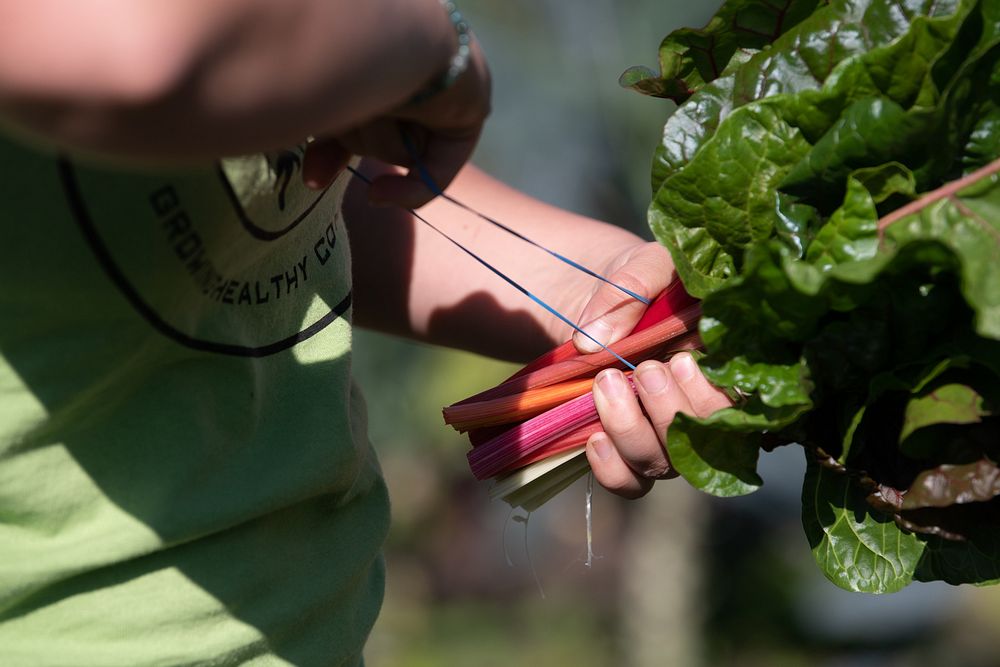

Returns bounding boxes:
[398,131,651,306]
[347,165,637,370]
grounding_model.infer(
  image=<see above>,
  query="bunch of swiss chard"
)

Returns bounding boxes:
[616,0,1000,593]
[444,283,703,512]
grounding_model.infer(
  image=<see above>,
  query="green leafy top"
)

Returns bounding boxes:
[628,0,1000,593]
[619,0,821,102]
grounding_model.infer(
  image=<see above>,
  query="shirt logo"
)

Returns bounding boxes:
[59,153,353,357]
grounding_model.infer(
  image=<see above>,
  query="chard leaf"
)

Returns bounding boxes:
[698,241,837,355]
[673,161,1000,588]
[904,479,1000,585]
[851,162,918,205]
[649,0,978,295]
[838,404,867,465]
[773,192,818,257]
[667,395,813,498]
[902,459,1000,509]
[650,0,975,194]
[648,0,865,192]
[913,524,1000,585]
[704,160,1000,381]
[804,175,879,270]
[667,410,763,497]
[647,0,972,193]
[899,383,991,444]
[781,97,931,199]
[896,361,1000,459]
[700,354,813,409]
[953,10,1000,171]
[651,104,811,297]
[632,0,1000,593]
[652,76,736,192]
[881,161,1000,339]
[620,0,819,102]
[963,106,1000,172]
[802,456,924,593]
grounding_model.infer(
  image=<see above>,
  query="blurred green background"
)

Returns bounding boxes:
[356,1,1000,665]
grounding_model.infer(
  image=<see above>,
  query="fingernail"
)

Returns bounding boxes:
[636,363,669,394]
[304,178,323,190]
[575,319,613,353]
[591,434,613,461]
[596,369,627,401]
[672,353,697,382]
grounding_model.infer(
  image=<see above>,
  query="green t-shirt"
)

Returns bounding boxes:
[0,137,389,666]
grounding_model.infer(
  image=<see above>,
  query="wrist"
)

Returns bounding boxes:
[408,0,474,106]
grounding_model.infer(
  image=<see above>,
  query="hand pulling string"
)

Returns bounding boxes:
[346,164,637,370]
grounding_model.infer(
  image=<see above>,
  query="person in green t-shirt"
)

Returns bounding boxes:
[0,1,729,664]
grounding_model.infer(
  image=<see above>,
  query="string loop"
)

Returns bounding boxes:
[346,164,639,370]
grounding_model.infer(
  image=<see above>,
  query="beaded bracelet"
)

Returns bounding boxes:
[408,0,473,105]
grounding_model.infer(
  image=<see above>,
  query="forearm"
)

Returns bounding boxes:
[0,0,455,158]
[346,162,651,361]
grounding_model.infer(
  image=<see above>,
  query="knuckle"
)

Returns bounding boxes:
[627,450,672,480]
[640,460,673,480]
[607,270,652,301]
[611,434,672,479]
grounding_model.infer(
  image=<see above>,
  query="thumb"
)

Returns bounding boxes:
[572,285,648,354]
[572,243,673,354]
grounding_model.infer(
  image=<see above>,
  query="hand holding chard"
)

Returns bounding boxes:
[444,280,726,506]
[446,0,1000,594]
[618,0,1000,593]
